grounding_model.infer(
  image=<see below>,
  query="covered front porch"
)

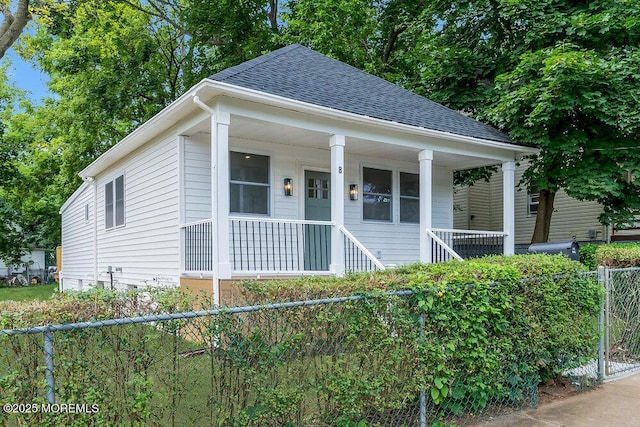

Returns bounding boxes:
[181,217,509,277]
[177,94,520,283]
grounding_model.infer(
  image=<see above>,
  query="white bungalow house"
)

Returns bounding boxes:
[59,45,536,304]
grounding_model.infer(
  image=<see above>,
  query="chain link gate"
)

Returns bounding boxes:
[603,267,640,377]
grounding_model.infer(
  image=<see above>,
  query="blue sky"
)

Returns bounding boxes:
[5,49,50,102]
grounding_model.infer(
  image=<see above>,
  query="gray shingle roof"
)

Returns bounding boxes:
[209,44,511,143]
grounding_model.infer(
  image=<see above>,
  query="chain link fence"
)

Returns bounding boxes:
[604,267,640,377]
[0,271,610,426]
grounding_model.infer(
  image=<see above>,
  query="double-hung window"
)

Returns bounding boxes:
[363,167,392,221]
[400,172,419,223]
[105,174,125,229]
[230,151,270,215]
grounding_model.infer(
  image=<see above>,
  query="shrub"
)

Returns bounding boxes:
[0,287,194,329]
[579,243,600,270]
[0,255,602,425]
[595,242,640,268]
[239,254,601,397]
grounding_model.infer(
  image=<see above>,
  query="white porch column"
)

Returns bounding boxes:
[419,150,433,263]
[213,110,232,286]
[502,160,516,255]
[330,134,346,276]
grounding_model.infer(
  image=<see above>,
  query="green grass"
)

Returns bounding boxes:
[0,283,58,301]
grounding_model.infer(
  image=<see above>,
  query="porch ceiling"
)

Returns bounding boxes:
[191,115,506,170]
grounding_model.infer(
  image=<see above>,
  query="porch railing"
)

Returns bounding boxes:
[229,217,333,274]
[339,226,385,273]
[181,219,213,272]
[182,218,385,275]
[429,228,507,263]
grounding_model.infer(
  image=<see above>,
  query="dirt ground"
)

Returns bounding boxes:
[537,376,582,406]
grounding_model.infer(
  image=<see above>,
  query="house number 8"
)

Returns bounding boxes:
[338,166,343,174]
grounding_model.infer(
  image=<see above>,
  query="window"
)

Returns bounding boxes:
[400,172,419,223]
[363,167,392,221]
[307,178,329,199]
[527,184,539,216]
[230,151,270,214]
[105,174,125,229]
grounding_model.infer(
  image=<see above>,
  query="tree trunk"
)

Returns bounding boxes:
[531,189,556,243]
[0,0,32,60]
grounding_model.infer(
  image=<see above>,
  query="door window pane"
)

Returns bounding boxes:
[308,178,329,199]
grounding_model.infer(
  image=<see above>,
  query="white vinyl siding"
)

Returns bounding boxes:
[60,183,95,290]
[95,134,180,288]
[183,133,211,223]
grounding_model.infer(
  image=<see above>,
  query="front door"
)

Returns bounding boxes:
[304,171,331,270]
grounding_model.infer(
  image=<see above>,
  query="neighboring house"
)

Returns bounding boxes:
[453,160,626,250]
[0,249,47,282]
[59,44,535,304]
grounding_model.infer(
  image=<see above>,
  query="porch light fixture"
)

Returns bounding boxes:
[349,184,358,201]
[284,178,293,196]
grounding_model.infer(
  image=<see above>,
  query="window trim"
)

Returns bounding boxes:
[105,173,126,230]
[229,150,271,216]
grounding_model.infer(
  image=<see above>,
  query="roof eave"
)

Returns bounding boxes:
[80,79,537,180]
[79,80,214,179]
[204,79,537,156]
[59,181,92,214]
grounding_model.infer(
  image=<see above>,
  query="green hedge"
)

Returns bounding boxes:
[579,243,600,270]
[0,287,194,329]
[242,254,601,384]
[0,255,602,425]
[595,242,640,268]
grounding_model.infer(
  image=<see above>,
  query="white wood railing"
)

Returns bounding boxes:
[229,217,333,274]
[182,217,386,275]
[339,225,385,272]
[429,228,508,263]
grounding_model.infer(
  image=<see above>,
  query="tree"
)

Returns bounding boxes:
[0,0,32,59]
[281,0,428,79]
[20,0,202,194]
[1,0,208,252]
[0,65,37,263]
[413,0,640,242]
